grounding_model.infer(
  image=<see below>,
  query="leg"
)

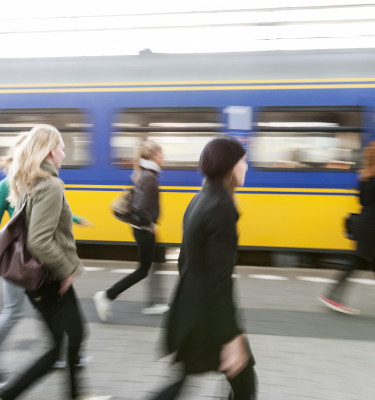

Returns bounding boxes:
[1,281,85,400]
[227,363,257,400]
[149,376,185,400]
[1,281,65,400]
[327,255,364,302]
[149,261,163,305]
[107,228,156,300]
[52,335,67,368]
[369,257,375,276]
[0,280,25,346]
[63,286,86,399]
[149,246,165,305]
[142,245,169,314]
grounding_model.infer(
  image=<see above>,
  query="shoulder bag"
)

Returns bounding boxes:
[111,188,135,223]
[344,212,360,241]
[0,201,49,290]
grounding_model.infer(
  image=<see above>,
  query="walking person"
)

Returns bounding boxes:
[0,174,94,378]
[0,134,94,384]
[319,141,375,315]
[0,177,22,389]
[94,140,166,321]
[149,137,257,400]
[0,133,29,388]
[0,125,110,400]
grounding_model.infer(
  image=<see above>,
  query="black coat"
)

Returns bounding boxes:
[165,180,244,374]
[357,178,375,258]
[131,169,160,227]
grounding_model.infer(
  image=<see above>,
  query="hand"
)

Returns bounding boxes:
[219,334,250,379]
[79,217,94,227]
[59,272,76,295]
[147,224,157,234]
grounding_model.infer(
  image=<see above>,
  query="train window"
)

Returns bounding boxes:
[111,107,224,168]
[252,106,362,171]
[0,109,92,168]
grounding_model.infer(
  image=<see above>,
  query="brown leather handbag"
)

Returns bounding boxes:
[0,201,49,290]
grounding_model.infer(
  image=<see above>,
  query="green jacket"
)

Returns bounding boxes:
[0,177,14,221]
[15,161,84,281]
[1,176,82,224]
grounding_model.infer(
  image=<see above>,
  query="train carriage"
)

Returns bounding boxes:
[1,49,375,263]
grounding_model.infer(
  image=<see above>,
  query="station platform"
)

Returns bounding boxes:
[1,260,375,400]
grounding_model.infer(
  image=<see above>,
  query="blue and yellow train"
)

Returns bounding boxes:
[1,49,375,260]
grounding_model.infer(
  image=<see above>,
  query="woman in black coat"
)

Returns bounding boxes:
[319,141,375,315]
[151,138,257,400]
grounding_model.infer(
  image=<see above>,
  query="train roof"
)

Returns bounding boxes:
[1,49,374,84]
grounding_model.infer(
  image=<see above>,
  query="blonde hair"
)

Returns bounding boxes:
[6,124,62,205]
[0,131,29,173]
[132,140,162,183]
[360,141,375,181]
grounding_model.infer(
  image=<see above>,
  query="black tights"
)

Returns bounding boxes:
[107,228,156,300]
[1,281,85,400]
[150,363,257,400]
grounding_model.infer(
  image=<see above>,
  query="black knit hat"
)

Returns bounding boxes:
[199,137,246,178]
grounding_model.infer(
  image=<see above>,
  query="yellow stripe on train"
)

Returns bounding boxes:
[66,188,359,251]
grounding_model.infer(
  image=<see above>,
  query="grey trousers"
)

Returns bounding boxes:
[0,279,25,370]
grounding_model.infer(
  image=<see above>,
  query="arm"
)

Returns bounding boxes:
[0,178,10,222]
[72,214,81,224]
[205,202,242,345]
[177,243,186,275]
[359,181,365,206]
[177,195,197,275]
[72,214,94,226]
[205,202,251,378]
[27,180,75,281]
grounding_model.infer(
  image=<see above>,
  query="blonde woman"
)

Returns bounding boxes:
[319,141,375,315]
[0,125,110,400]
[94,140,164,321]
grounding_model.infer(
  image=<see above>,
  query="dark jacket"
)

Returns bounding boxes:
[165,179,244,374]
[131,168,160,228]
[357,178,375,258]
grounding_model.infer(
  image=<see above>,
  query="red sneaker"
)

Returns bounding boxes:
[318,295,360,315]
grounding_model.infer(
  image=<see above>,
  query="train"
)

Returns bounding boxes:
[1,49,375,265]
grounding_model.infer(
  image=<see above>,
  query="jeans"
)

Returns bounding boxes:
[0,279,25,369]
[1,281,86,400]
[150,363,257,400]
[107,228,156,300]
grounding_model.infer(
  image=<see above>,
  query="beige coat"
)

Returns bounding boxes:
[15,161,84,281]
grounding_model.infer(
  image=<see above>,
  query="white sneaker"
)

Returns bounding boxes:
[75,356,92,367]
[93,291,112,322]
[52,360,66,369]
[53,356,92,369]
[0,380,8,389]
[141,303,170,315]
